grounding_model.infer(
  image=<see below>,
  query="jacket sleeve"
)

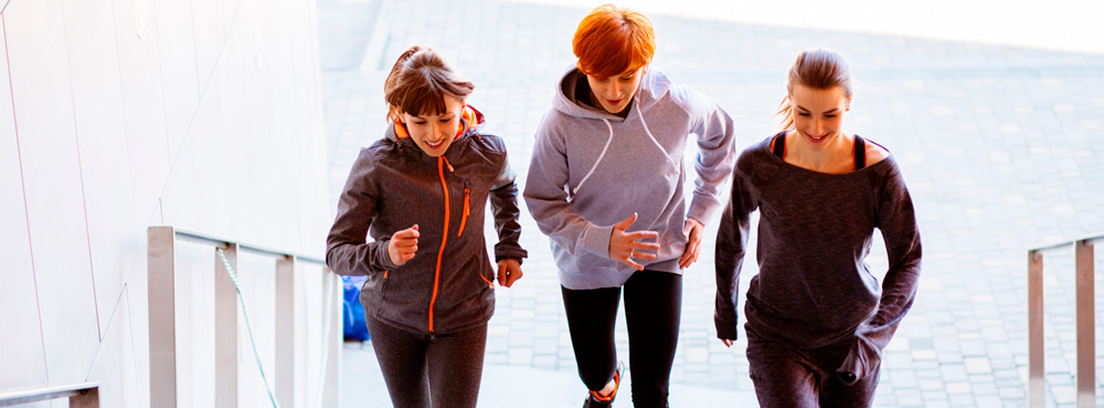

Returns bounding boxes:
[837,162,923,384]
[489,151,528,263]
[684,88,737,225]
[523,115,614,258]
[714,154,758,340]
[325,149,399,275]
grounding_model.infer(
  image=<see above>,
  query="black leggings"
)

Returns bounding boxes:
[561,270,682,408]
[366,316,487,408]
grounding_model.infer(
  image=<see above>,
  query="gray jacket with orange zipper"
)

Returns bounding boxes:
[326,106,527,336]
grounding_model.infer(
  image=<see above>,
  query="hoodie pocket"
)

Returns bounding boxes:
[458,183,470,238]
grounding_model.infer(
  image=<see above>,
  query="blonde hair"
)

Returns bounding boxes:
[776,49,853,130]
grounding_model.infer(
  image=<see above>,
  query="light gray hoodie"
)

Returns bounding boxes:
[524,67,735,289]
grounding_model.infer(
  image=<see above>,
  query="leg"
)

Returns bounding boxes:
[745,325,820,408]
[426,323,489,408]
[562,285,622,391]
[622,271,682,408]
[819,355,881,408]
[366,316,430,408]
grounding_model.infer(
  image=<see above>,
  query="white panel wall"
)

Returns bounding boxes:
[0,0,332,404]
[61,0,143,338]
[0,20,49,391]
[4,0,101,386]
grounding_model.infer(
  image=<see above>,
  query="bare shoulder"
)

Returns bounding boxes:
[863,137,890,165]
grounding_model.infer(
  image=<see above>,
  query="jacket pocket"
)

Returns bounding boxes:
[458,183,470,237]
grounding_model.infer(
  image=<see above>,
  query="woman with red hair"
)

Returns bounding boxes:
[524,5,736,407]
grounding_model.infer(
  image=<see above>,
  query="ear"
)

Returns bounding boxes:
[845,95,853,111]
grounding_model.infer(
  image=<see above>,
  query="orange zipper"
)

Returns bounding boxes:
[458,187,470,237]
[428,156,452,333]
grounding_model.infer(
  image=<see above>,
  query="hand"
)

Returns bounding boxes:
[387,225,419,266]
[721,339,735,348]
[678,218,704,269]
[497,259,523,287]
[608,213,660,271]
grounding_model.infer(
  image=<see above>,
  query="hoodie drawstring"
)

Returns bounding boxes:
[573,118,615,196]
[636,107,680,169]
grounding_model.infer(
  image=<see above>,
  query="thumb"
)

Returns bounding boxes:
[683,220,694,237]
[412,224,419,231]
[615,212,638,230]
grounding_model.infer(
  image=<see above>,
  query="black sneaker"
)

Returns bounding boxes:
[583,361,624,408]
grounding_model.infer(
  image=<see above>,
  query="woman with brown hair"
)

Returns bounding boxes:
[326,45,527,408]
[714,49,922,407]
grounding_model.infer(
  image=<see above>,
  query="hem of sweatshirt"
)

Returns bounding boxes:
[558,259,683,290]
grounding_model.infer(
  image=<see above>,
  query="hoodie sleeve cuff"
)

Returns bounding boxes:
[687,203,717,227]
[580,223,614,258]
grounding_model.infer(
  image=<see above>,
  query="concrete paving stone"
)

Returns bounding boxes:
[325,1,1104,406]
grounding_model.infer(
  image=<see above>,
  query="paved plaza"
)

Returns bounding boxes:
[320,0,1104,406]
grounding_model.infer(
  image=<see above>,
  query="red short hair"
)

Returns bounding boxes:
[572,4,655,79]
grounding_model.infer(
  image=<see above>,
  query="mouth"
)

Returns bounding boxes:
[804,131,828,143]
[605,99,622,106]
[425,140,445,149]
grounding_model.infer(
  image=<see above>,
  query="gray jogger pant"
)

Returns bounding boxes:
[366,316,487,408]
[745,323,881,408]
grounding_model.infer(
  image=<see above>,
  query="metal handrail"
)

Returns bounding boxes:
[0,382,99,407]
[149,226,341,408]
[1026,232,1102,408]
[172,226,326,265]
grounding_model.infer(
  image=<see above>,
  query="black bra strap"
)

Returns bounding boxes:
[772,134,785,159]
[854,135,866,171]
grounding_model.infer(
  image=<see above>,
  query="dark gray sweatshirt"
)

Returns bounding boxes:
[715,134,922,383]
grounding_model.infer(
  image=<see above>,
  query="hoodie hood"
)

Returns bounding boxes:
[553,66,672,121]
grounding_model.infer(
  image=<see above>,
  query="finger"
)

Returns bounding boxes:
[631,242,661,251]
[394,229,419,239]
[722,339,734,347]
[497,263,508,286]
[505,269,523,287]
[631,251,657,261]
[619,257,645,271]
[614,212,638,230]
[393,238,418,247]
[679,251,692,269]
[629,231,660,240]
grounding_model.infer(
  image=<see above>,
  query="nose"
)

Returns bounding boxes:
[814,117,825,135]
[607,86,622,100]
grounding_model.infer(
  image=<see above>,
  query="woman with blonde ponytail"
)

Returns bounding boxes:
[327,45,527,408]
[714,49,922,407]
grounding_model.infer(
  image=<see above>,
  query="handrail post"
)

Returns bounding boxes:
[275,256,297,407]
[1027,249,1045,408]
[1074,239,1095,408]
[148,226,178,408]
[324,269,341,407]
[215,244,240,408]
[68,387,99,408]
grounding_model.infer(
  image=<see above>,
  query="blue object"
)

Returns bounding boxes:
[342,276,370,341]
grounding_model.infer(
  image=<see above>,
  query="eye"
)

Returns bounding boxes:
[824,114,837,119]
[797,112,811,117]
[618,76,633,82]
[439,118,453,123]
[412,120,427,125]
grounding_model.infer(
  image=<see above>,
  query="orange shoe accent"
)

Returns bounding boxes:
[589,369,620,402]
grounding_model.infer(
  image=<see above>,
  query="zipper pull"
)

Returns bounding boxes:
[443,156,454,172]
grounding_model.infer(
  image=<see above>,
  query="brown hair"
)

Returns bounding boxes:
[776,49,853,130]
[572,4,655,79]
[384,46,474,122]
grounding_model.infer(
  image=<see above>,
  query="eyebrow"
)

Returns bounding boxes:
[795,105,841,114]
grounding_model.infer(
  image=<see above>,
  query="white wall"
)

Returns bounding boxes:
[0,0,331,405]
